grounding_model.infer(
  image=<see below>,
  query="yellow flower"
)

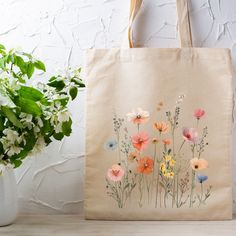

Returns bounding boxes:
[160,162,166,171]
[164,171,175,179]
[169,172,175,178]
[169,159,176,167]
[163,170,168,177]
[164,155,172,162]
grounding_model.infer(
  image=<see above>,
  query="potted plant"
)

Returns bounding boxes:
[0,44,84,226]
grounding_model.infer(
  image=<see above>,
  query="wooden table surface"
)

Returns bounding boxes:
[0,215,236,236]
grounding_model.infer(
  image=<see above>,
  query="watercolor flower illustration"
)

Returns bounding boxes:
[194,108,205,120]
[131,132,149,151]
[105,98,212,209]
[136,157,154,174]
[196,174,208,183]
[126,108,150,124]
[104,139,118,151]
[190,158,209,170]
[128,150,140,162]
[154,121,169,133]
[183,127,199,144]
[162,139,171,145]
[107,164,125,182]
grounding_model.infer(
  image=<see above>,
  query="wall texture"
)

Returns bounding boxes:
[0,0,236,214]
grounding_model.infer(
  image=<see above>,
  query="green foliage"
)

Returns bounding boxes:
[0,43,85,169]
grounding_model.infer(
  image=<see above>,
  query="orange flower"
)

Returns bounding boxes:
[152,138,159,144]
[154,122,169,133]
[162,139,171,145]
[137,157,154,174]
[128,150,140,162]
[190,158,208,171]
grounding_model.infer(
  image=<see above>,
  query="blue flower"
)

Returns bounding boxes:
[104,139,118,151]
[196,174,208,184]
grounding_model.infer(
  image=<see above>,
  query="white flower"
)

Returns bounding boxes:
[57,110,70,123]
[7,145,23,156]
[176,94,186,106]
[36,117,43,127]
[31,136,46,155]
[6,163,14,169]
[0,137,10,150]
[33,126,41,134]
[3,128,21,144]
[20,113,34,130]
[55,123,62,133]
[126,108,150,124]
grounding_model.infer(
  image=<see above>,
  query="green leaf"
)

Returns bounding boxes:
[34,60,46,72]
[44,136,52,145]
[69,87,78,100]
[11,159,23,168]
[0,115,5,131]
[13,97,42,116]
[0,44,5,50]
[23,132,37,152]
[62,118,72,136]
[47,80,65,91]
[1,106,23,128]
[53,132,64,140]
[71,78,85,87]
[41,119,51,135]
[12,71,26,83]
[15,56,27,74]
[22,52,33,60]
[54,97,69,107]
[27,63,35,78]
[11,150,28,160]
[6,54,15,63]
[49,76,57,82]
[0,57,5,69]
[18,86,44,101]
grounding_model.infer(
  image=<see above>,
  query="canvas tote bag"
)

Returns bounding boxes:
[85,0,234,220]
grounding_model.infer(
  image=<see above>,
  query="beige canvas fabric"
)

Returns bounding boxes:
[84,0,234,220]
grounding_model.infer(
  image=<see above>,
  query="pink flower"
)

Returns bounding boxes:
[194,108,205,119]
[131,132,149,151]
[182,127,199,144]
[126,108,150,124]
[107,164,125,182]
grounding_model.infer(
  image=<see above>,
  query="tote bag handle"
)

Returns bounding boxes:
[125,0,192,48]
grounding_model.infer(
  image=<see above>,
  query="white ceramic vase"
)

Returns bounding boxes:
[0,168,18,226]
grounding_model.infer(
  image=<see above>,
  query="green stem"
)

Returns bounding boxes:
[150,144,157,201]
[155,168,160,208]
[199,183,203,207]
[189,170,195,208]
[177,140,185,156]
[138,174,143,207]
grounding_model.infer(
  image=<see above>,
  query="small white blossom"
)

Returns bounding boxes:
[57,110,70,123]
[55,123,62,133]
[7,145,23,156]
[30,136,46,155]
[3,128,21,144]
[20,113,34,130]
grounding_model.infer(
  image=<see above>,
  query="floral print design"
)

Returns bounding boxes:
[105,97,212,208]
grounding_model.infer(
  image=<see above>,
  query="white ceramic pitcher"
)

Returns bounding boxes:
[0,168,18,226]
